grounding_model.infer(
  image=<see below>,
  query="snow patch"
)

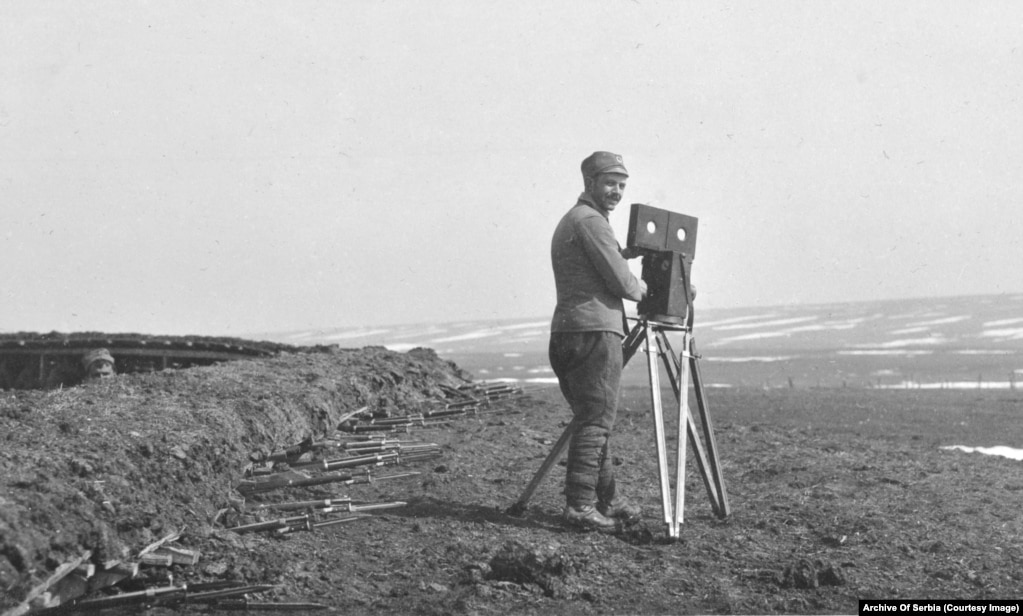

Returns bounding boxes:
[942,445,1023,461]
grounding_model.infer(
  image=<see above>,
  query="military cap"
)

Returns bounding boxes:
[581,151,628,178]
[81,348,115,370]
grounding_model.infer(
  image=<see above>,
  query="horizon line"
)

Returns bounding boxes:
[245,290,1023,339]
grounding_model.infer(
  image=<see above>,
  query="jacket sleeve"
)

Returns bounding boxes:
[576,214,644,301]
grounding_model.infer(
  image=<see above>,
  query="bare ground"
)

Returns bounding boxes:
[3,345,1023,615]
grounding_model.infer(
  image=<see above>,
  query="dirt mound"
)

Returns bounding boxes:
[0,345,472,612]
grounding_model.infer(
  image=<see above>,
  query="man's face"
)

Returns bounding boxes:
[587,172,627,215]
[87,360,114,379]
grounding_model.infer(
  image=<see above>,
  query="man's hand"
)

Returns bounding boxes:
[620,246,643,260]
[639,280,648,298]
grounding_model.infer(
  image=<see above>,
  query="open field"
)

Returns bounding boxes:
[263,293,1023,391]
[3,344,1023,615]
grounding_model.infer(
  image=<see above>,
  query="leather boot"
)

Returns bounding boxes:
[562,504,618,532]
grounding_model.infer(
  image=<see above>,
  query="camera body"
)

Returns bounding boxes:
[626,204,699,321]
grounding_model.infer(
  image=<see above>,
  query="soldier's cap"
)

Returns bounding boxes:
[581,151,628,179]
[82,348,115,369]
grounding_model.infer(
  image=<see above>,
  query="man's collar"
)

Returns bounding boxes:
[576,192,607,218]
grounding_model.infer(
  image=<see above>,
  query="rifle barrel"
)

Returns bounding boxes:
[313,513,371,528]
[228,515,308,534]
[257,497,352,511]
[62,585,184,611]
[212,599,331,611]
[351,500,407,512]
[177,585,276,603]
[322,452,397,470]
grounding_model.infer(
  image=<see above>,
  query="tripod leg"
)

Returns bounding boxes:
[645,325,674,535]
[689,340,731,518]
[509,419,578,515]
[673,335,690,537]
[653,330,684,538]
[656,330,723,518]
[622,320,646,366]
[653,333,679,396]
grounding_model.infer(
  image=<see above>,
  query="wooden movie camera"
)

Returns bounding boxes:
[626,203,699,322]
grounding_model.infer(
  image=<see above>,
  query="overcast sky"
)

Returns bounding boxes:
[3,1,1021,336]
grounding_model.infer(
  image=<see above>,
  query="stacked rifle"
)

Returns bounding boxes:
[237,431,440,495]
[230,412,446,536]
[230,449,425,536]
[228,497,411,536]
[10,535,331,614]
[337,381,525,434]
[31,581,328,613]
[228,382,523,535]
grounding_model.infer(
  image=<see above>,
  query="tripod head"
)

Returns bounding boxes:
[626,204,698,323]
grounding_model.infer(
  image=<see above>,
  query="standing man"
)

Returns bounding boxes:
[550,151,647,531]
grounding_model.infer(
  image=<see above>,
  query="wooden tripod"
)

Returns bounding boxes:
[510,256,729,537]
[624,317,730,537]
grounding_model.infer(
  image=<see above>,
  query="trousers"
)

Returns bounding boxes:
[548,330,623,508]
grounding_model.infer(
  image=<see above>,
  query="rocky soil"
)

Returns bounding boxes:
[3,344,1023,615]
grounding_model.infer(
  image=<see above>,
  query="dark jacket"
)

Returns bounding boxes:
[550,194,644,335]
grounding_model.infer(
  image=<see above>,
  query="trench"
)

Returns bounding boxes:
[0,345,473,612]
